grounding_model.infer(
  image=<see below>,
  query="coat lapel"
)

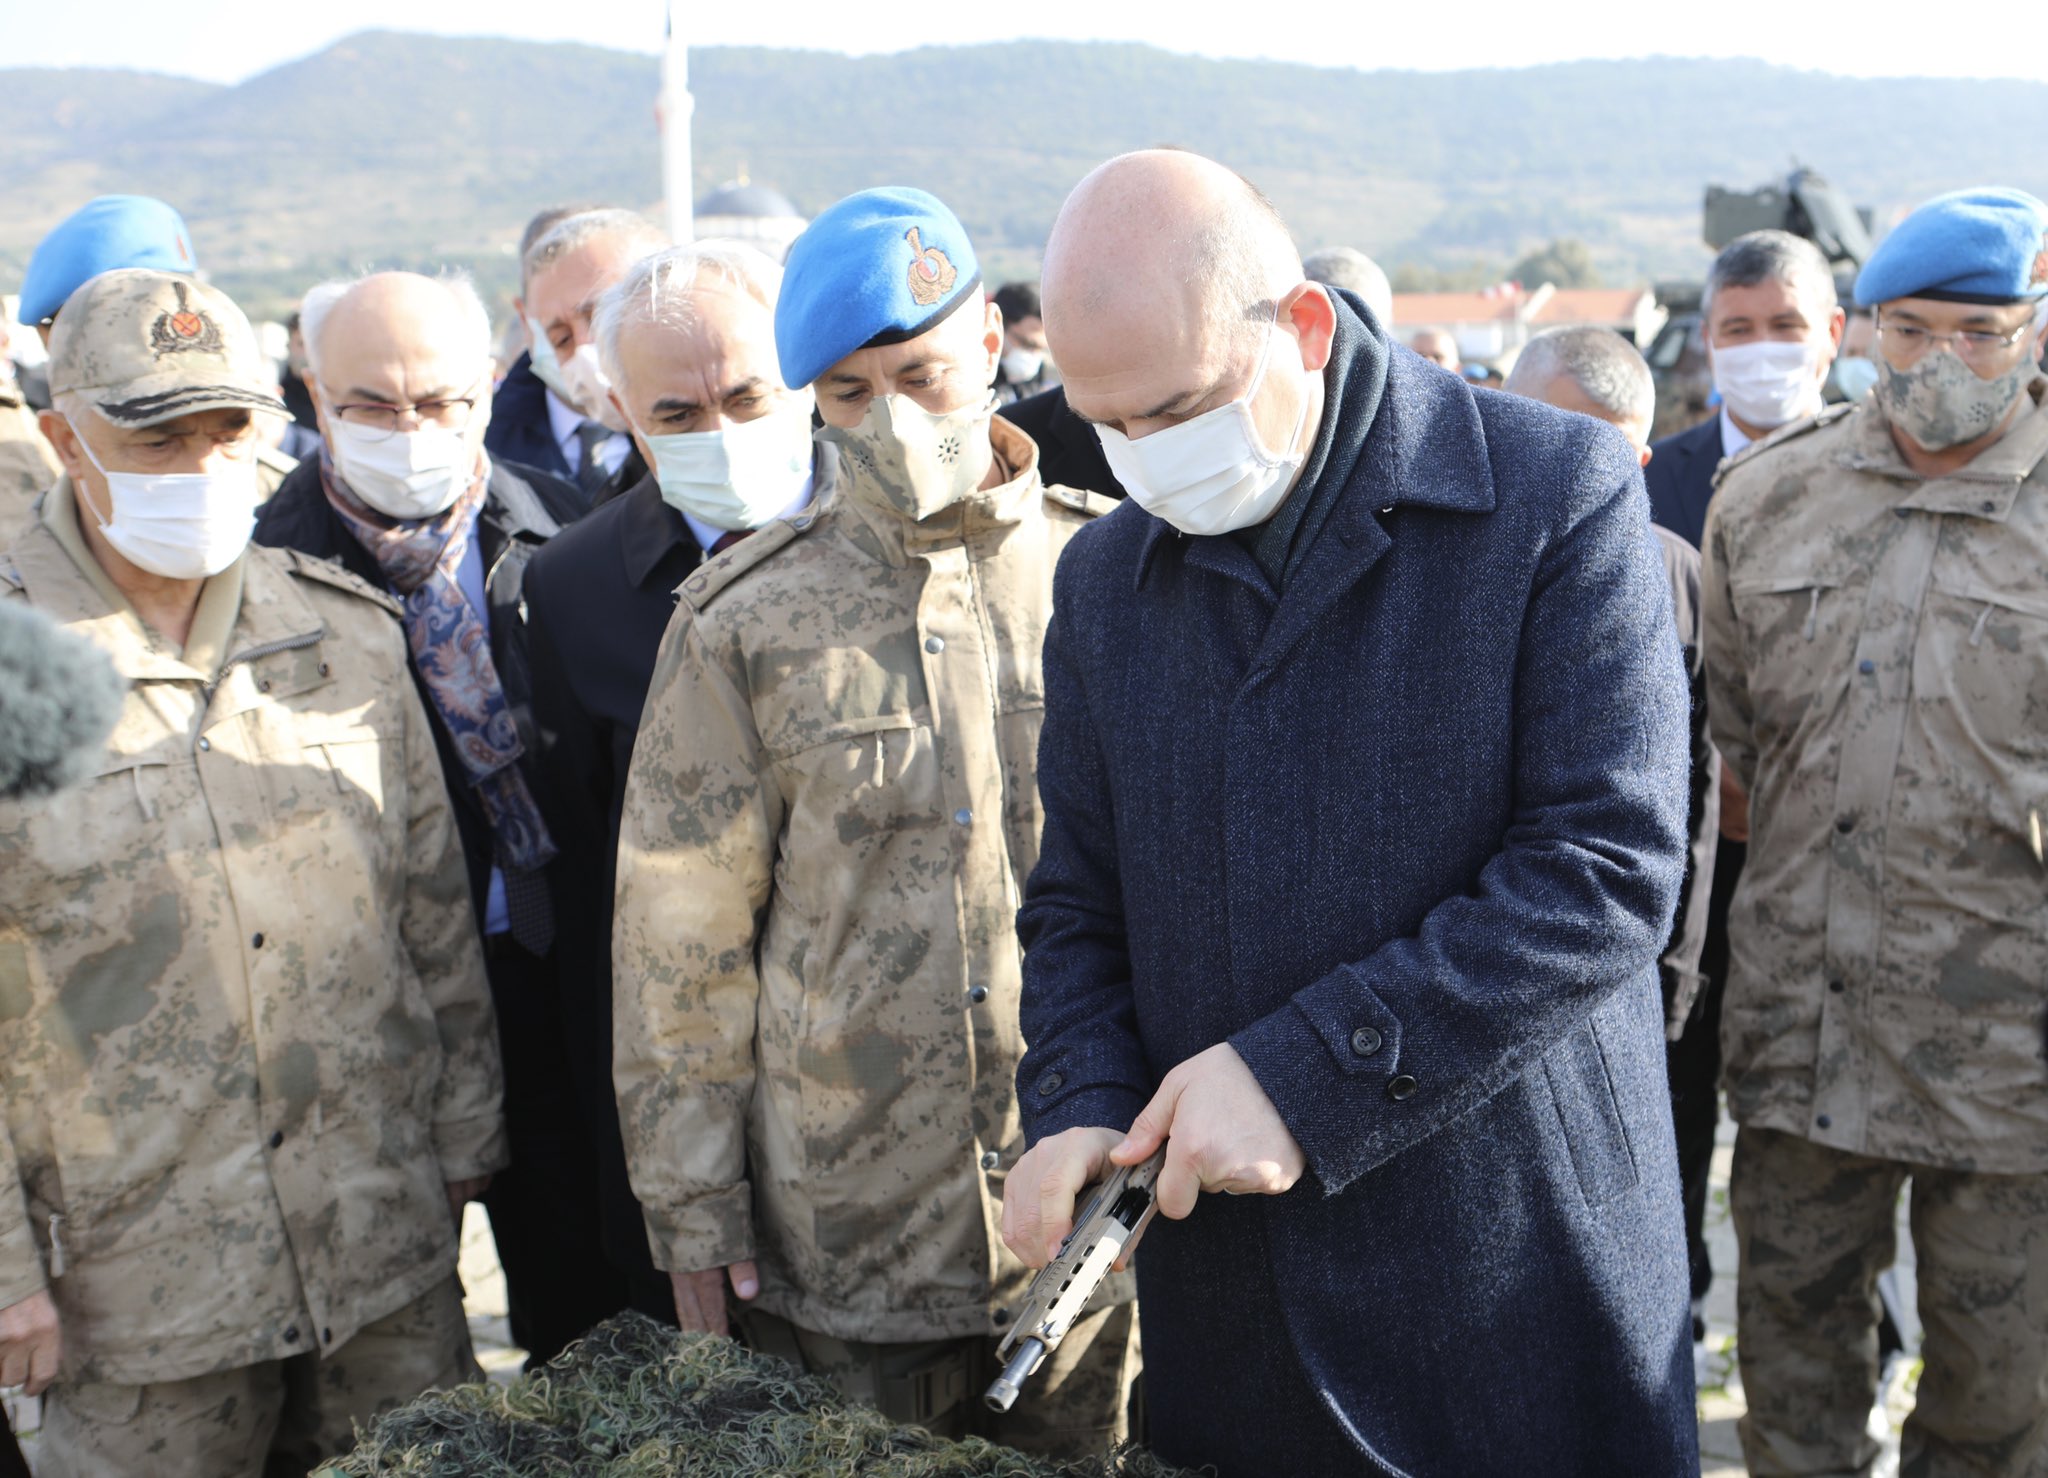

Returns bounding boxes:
[1247,354,1496,679]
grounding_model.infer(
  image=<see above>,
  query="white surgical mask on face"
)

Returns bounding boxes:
[1094,320,1308,537]
[1000,346,1045,384]
[1711,338,1824,430]
[67,418,257,580]
[329,419,473,520]
[639,405,814,532]
[563,343,627,432]
[526,318,573,402]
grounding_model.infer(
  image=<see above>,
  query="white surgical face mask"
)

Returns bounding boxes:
[1833,355,1880,402]
[563,343,627,432]
[1000,346,1045,385]
[823,393,998,522]
[68,418,257,580]
[329,419,473,520]
[1094,322,1308,536]
[526,318,572,402]
[640,405,814,532]
[1711,338,1824,431]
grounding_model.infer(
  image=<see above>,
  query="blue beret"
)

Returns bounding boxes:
[19,196,196,326]
[1855,187,2048,308]
[775,187,981,390]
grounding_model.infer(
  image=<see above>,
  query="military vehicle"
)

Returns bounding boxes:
[1644,167,1874,440]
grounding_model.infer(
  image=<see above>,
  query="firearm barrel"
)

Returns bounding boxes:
[984,1336,1047,1412]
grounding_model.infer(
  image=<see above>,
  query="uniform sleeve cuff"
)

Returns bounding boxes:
[434,1114,510,1182]
[643,1183,755,1275]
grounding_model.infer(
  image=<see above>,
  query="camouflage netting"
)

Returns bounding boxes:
[314,1313,1191,1478]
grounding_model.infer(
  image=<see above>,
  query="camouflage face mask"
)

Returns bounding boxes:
[823,392,997,522]
[1876,347,2033,453]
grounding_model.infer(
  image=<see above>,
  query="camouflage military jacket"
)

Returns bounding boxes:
[614,419,1120,1342]
[0,390,58,551]
[1701,386,2048,1172]
[0,482,505,1383]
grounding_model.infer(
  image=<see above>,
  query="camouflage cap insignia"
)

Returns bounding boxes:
[150,281,224,358]
[905,227,958,308]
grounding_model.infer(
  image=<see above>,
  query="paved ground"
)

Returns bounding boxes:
[5,1106,1923,1473]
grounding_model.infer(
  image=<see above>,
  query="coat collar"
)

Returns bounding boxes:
[615,471,698,590]
[1134,341,1498,592]
[13,478,325,687]
[1834,377,2048,521]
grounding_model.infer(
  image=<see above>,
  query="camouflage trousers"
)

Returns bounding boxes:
[38,1274,477,1478]
[1731,1127,2048,1477]
[737,1299,1140,1462]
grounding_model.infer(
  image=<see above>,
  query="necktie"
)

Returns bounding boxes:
[504,868,556,956]
[709,529,748,556]
[574,421,611,498]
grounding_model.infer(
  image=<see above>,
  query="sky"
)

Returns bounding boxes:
[11,0,2047,84]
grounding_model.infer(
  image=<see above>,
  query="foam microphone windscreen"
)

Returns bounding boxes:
[0,602,125,800]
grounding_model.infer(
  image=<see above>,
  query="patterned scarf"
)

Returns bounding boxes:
[319,459,557,875]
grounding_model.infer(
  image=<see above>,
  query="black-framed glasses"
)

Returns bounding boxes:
[329,379,484,441]
[1875,316,2034,370]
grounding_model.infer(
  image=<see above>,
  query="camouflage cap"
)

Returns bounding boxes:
[47,268,288,427]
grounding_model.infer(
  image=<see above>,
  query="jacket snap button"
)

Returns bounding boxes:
[1836,817,1855,834]
[1816,1114,1833,1129]
[1828,978,1845,994]
[317,662,330,677]
[252,933,265,949]
[925,636,945,654]
[322,1327,333,1344]
[953,808,973,826]
[968,985,988,1005]
[993,1309,1010,1327]
[197,737,212,752]
[258,678,272,693]
[269,1130,284,1149]
[1037,1071,1065,1096]
[1387,1074,1418,1102]
[1350,1027,1383,1057]
[283,1325,300,1344]
[980,1151,999,1170]
[1858,659,1875,675]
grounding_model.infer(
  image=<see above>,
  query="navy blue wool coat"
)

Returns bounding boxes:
[1016,312,1699,1477]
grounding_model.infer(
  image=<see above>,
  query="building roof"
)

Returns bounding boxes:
[1392,289,1524,324]
[695,182,801,220]
[1529,288,1654,325]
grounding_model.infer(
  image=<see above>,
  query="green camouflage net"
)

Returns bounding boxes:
[315,1313,1190,1478]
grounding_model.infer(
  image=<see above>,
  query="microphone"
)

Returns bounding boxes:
[0,602,125,800]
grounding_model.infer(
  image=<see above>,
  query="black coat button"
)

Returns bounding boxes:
[993,1309,1010,1327]
[1836,817,1855,834]
[1387,1075,1418,1102]
[1349,1027,1383,1058]
[968,985,988,1005]
[269,1130,284,1149]
[283,1325,300,1343]
[251,933,265,949]
[1816,1114,1833,1129]
[1037,1072,1065,1096]
[1828,979,1845,994]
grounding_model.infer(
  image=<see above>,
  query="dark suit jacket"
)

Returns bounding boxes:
[1018,301,1697,1476]
[487,352,577,487]
[1000,386,1124,500]
[254,454,581,928]
[1644,411,1723,548]
[520,468,707,1278]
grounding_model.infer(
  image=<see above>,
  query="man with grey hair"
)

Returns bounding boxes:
[252,272,613,1367]
[487,208,669,506]
[1303,246,1393,328]
[1648,229,1843,549]
[521,241,820,1324]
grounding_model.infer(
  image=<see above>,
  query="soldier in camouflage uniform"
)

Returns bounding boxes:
[613,189,1135,1459]
[1702,189,2048,1477]
[0,270,505,1477]
[0,349,58,548]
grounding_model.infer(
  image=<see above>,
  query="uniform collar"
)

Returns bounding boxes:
[1835,376,2048,521]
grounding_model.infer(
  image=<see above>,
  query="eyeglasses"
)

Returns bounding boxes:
[1875,316,2034,370]
[328,381,484,441]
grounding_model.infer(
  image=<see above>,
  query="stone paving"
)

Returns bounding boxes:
[2,1106,1924,1474]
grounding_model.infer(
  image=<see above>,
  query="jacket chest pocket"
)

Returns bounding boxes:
[773,714,937,885]
[1917,578,2048,765]
[1728,571,1857,740]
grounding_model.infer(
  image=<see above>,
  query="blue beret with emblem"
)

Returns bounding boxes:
[1855,187,2048,308]
[775,187,982,390]
[20,196,197,326]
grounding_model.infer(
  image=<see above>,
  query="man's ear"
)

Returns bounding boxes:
[980,298,1004,385]
[1639,445,1654,468]
[1825,304,1847,355]
[37,409,86,482]
[1284,283,1339,374]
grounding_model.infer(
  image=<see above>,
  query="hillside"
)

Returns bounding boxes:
[4,34,2045,321]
